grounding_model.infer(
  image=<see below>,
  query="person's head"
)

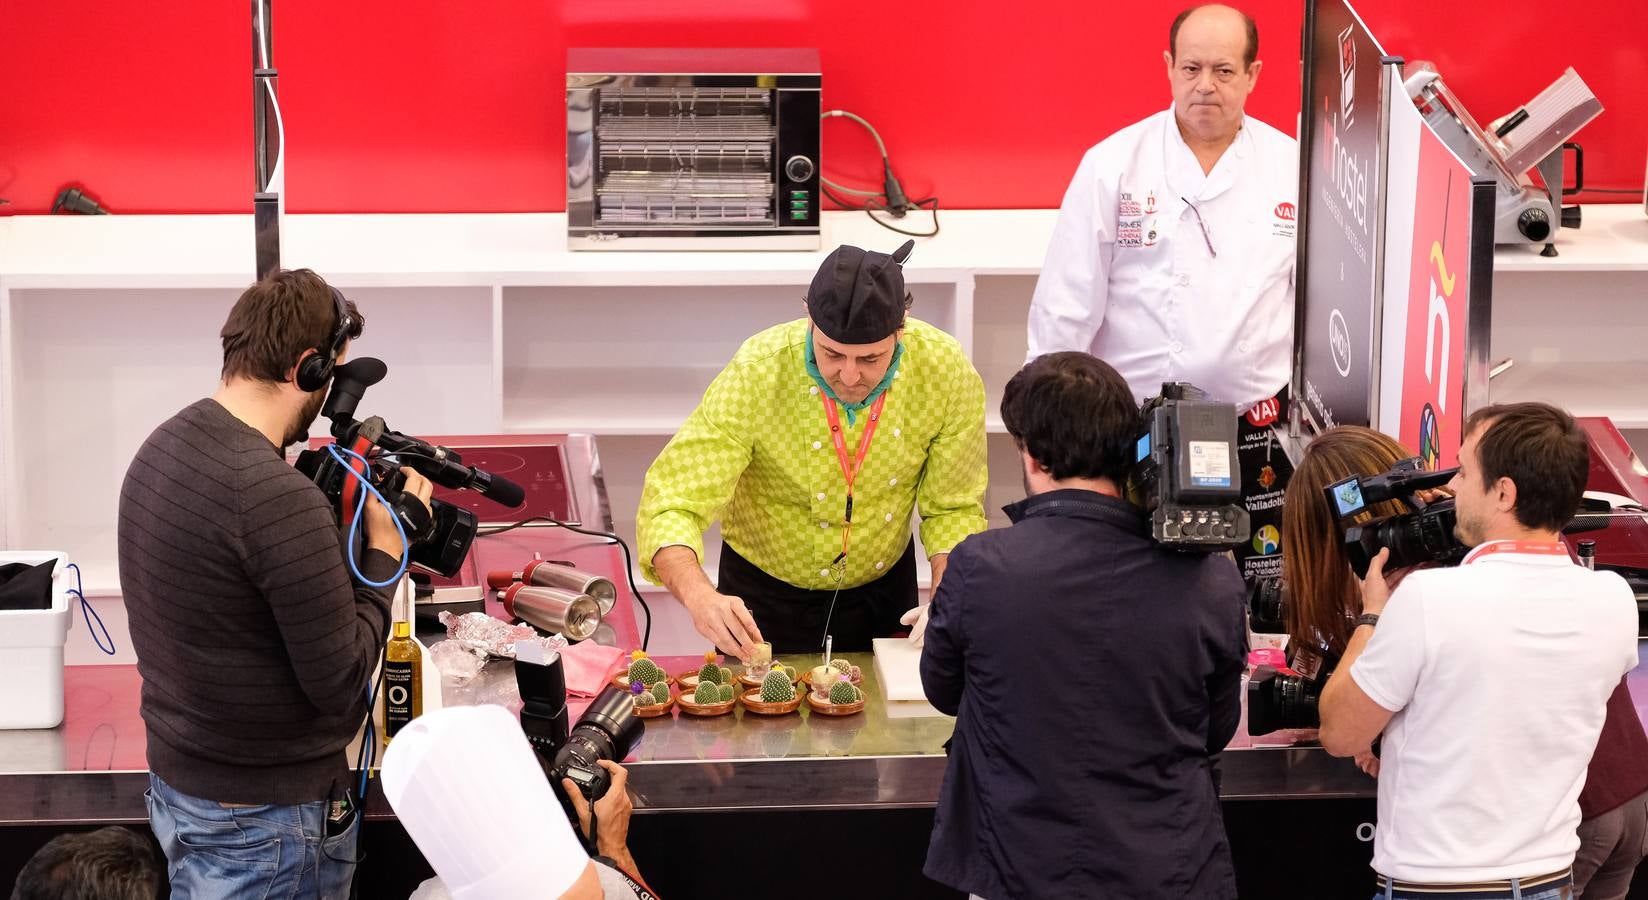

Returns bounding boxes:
[218,268,365,447]
[1282,426,1413,655]
[1450,403,1588,546]
[1001,352,1139,497]
[1165,4,1262,144]
[805,241,915,404]
[11,826,164,900]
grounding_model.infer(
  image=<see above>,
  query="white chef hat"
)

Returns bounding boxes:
[381,704,590,899]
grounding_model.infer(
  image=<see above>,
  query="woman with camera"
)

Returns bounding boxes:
[1279,427,1418,775]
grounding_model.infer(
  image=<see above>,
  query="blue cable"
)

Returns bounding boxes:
[64,563,116,656]
[322,443,409,799]
[324,444,411,588]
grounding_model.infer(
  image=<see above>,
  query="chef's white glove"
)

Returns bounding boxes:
[899,603,930,647]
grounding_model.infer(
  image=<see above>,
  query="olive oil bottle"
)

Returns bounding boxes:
[382,589,422,744]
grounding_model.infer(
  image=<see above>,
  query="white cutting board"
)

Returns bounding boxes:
[873,637,928,702]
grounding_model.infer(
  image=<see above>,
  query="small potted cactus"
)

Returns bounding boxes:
[742,666,802,715]
[629,678,673,717]
[613,650,670,692]
[678,660,739,716]
[807,672,865,716]
[678,650,734,693]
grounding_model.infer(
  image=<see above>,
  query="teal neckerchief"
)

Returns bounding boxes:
[805,332,904,426]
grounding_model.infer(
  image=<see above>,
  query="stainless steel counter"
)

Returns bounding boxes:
[0,650,1389,826]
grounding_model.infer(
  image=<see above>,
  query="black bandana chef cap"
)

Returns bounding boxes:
[806,240,916,344]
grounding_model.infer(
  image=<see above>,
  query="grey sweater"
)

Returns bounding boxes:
[118,399,397,804]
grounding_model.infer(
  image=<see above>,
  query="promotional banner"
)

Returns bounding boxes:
[1378,62,1493,469]
[1393,131,1474,467]
[1294,0,1388,433]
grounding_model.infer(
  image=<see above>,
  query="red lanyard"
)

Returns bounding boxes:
[820,389,889,564]
[1462,540,1570,565]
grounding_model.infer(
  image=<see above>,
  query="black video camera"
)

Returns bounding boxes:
[1131,383,1250,551]
[1323,457,1464,578]
[294,357,526,577]
[1246,644,1334,735]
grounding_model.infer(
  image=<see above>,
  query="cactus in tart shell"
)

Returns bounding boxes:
[829,679,861,705]
[697,663,723,684]
[649,681,671,705]
[719,683,737,703]
[829,658,853,674]
[760,670,796,703]
[627,655,666,687]
[694,680,724,705]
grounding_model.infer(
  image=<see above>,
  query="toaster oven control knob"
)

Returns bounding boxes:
[784,155,816,183]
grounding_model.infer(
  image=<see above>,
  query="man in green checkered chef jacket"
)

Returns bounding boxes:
[638,240,988,658]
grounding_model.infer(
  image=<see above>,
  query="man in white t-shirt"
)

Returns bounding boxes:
[1318,402,1639,900]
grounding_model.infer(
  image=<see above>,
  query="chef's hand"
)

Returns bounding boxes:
[684,588,761,659]
[899,603,930,647]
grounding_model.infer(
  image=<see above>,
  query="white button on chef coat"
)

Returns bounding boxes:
[875,561,885,571]
[1027,107,1299,411]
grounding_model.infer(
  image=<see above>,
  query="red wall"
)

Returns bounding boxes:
[0,1,1642,215]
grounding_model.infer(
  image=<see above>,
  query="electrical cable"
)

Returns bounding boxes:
[254,2,284,196]
[325,444,412,588]
[819,109,941,238]
[64,563,116,656]
[476,515,653,651]
[1583,188,1645,195]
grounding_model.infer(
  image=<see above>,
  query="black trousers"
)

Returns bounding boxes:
[717,540,918,654]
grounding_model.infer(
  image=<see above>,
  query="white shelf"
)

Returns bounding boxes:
[1491,205,1648,273]
[1490,360,1648,430]
[1,206,1640,290]
[0,211,1033,290]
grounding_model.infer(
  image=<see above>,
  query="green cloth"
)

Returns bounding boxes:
[638,317,989,591]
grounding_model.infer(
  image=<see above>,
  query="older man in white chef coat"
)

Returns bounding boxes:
[1027,4,1298,414]
[1029,3,1299,587]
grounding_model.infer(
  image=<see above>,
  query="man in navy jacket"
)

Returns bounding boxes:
[921,352,1248,900]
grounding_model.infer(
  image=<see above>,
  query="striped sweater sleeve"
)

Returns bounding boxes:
[235,457,398,717]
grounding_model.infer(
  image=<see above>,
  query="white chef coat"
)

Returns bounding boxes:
[1027,107,1299,411]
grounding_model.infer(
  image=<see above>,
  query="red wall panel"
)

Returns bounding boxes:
[0,1,1641,215]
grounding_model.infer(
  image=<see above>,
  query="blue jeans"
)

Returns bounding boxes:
[146,772,359,900]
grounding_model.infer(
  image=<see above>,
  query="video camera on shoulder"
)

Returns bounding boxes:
[1323,457,1463,578]
[294,357,526,577]
[1131,383,1250,552]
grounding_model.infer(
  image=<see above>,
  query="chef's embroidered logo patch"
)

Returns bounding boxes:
[1272,201,1298,238]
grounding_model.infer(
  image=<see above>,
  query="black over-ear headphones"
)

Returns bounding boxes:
[295,286,355,392]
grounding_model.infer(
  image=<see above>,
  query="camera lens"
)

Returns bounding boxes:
[1247,577,1285,634]
[1246,665,1322,735]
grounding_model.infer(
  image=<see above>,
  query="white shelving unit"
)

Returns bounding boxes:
[3,206,1643,614]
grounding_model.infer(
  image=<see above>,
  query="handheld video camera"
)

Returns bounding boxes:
[1131,383,1250,551]
[1323,458,1463,578]
[294,357,527,577]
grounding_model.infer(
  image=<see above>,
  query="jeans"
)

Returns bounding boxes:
[146,772,359,900]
